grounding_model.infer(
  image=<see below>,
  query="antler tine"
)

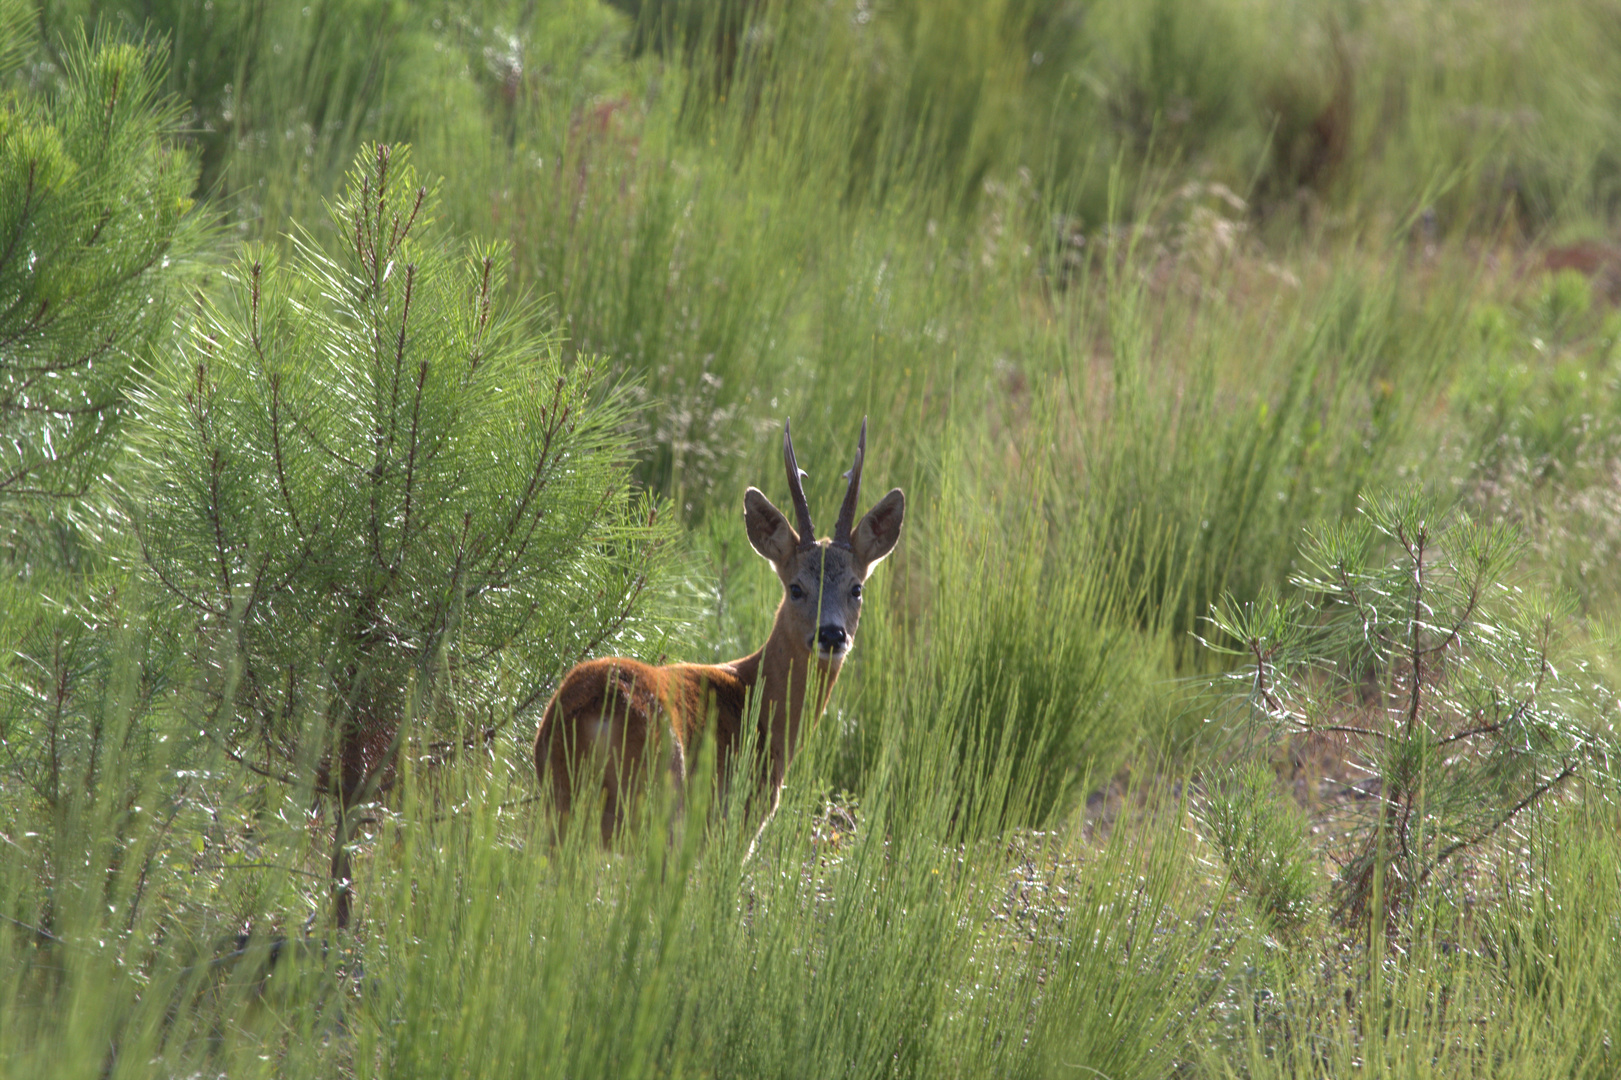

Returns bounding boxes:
[832,417,867,549]
[782,418,817,544]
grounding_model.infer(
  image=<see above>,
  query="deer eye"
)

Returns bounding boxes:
[850,584,863,601]
[789,583,805,601]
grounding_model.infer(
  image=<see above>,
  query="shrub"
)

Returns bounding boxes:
[0,23,202,857]
[130,144,677,924]
[1205,490,1614,927]
[1195,760,1320,935]
[838,434,1156,831]
[0,24,203,506]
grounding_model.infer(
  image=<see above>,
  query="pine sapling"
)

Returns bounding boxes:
[132,144,677,926]
[1204,490,1612,928]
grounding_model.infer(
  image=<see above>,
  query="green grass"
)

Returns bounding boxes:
[7,0,1621,1075]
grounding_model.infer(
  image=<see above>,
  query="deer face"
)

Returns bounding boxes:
[744,420,905,663]
[773,540,867,660]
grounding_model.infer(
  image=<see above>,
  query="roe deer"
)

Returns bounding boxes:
[534,419,904,847]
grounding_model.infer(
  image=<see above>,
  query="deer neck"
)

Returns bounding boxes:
[729,604,842,785]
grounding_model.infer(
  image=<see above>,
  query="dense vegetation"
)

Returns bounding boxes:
[4,0,1621,1075]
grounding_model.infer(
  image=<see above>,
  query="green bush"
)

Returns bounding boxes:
[130,143,678,922]
[838,431,1159,828]
[55,0,507,235]
[0,24,203,857]
[0,24,203,506]
[1206,490,1614,926]
[1196,761,1320,934]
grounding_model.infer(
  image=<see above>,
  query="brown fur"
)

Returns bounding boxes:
[534,423,903,845]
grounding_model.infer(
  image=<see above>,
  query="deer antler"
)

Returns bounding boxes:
[831,417,866,550]
[783,419,817,545]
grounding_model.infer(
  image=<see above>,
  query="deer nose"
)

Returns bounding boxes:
[817,624,848,652]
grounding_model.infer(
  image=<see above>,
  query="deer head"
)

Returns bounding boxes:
[743,418,905,663]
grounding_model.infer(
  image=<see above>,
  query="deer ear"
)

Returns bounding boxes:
[852,488,905,573]
[744,488,800,567]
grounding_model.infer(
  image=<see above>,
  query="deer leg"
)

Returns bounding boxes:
[667,737,688,815]
[660,736,691,850]
[599,731,628,846]
[533,710,575,847]
[599,783,620,846]
[743,784,783,866]
[546,761,574,848]
[598,703,652,846]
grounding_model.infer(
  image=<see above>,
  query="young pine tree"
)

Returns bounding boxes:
[1205,490,1613,928]
[1,21,202,511]
[0,23,202,841]
[132,144,678,925]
